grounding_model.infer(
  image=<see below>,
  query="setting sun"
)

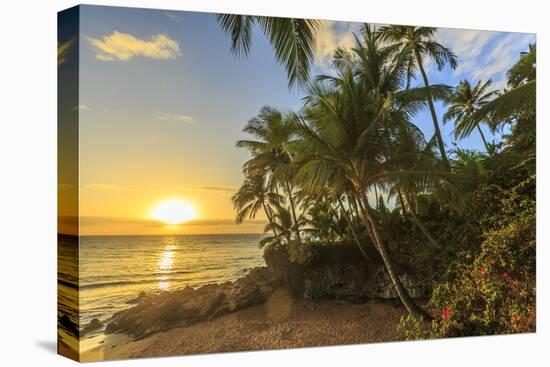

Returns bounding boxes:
[150,200,197,224]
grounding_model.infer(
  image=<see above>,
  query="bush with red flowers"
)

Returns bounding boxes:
[399,177,536,339]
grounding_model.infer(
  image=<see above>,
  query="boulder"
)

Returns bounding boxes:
[105,267,277,339]
[81,318,103,335]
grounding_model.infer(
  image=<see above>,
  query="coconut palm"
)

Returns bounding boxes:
[262,204,294,245]
[232,169,282,237]
[460,44,536,137]
[217,14,319,88]
[293,72,428,318]
[236,106,303,242]
[331,25,448,250]
[443,80,499,150]
[378,26,457,167]
[385,122,446,250]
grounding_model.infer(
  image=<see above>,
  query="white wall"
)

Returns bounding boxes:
[0,0,547,366]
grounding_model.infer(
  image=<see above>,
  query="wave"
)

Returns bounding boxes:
[80,273,196,290]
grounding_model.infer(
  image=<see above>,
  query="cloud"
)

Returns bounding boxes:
[78,216,267,234]
[58,37,75,65]
[163,11,182,23]
[86,31,181,61]
[436,28,535,90]
[84,183,137,192]
[178,186,238,194]
[314,20,361,69]
[72,104,90,111]
[155,111,195,124]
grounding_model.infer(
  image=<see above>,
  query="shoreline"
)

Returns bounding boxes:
[81,288,407,361]
[65,241,429,362]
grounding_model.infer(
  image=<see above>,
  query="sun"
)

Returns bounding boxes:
[150,199,197,225]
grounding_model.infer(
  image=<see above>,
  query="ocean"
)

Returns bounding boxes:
[58,233,265,339]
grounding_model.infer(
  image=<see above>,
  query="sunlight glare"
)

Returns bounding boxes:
[150,199,197,225]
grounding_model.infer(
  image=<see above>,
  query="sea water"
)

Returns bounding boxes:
[58,234,265,336]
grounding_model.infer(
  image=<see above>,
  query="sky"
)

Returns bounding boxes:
[58,5,535,235]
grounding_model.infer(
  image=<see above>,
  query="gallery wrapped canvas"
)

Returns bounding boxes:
[58,4,536,362]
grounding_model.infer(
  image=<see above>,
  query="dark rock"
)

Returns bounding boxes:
[81,318,103,335]
[105,267,277,339]
[127,291,147,304]
[58,314,79,336]
[264,242,431,301]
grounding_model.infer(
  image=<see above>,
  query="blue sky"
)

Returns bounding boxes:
[68,5,535,233]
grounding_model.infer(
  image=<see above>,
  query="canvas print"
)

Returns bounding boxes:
[58,4,536,362]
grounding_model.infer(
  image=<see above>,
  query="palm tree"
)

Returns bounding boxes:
[262,203,294,245]
[293,72,428,318]
[443,80,499,150]
[378,26,457,167]
[386,122,445,250]
[332,25,447,250]
[461,44,535,137]
[236,107,303,242]
[232,169,282,237]
[217,14,319,88]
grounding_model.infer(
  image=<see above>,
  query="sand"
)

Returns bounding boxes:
[81,288,407,361]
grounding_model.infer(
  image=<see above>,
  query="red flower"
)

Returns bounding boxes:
[442,307,452,321]
[479,266,487,275]
[503,271,509,278]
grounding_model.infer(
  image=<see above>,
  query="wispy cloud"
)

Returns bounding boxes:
[84,183,137,192]
[58,37,75,65]
[86,31,181,61]
[314,20,361,69]
[178,186,237,195]
[436,29,535,90]
[155,111,195,124]
[72,104,90,111]
[163,11,182,23]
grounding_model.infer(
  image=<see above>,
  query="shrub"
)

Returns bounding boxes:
[399,213,535,339]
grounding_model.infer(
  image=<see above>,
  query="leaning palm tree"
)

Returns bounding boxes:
[330,25,448,250]
[217,14,319,88]
[443,79,499,150]
[232,169,282,237]
[293,72,428,318]
[378,25,457,167]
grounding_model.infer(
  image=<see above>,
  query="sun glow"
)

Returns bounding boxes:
[150,200,197,225]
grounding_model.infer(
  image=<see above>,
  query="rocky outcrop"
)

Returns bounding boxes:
[81,318,103,335]
[105,267,278,339]
[105,242,429,340]
[264,242,430,301]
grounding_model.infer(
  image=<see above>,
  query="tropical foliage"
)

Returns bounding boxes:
[227,22,536,336]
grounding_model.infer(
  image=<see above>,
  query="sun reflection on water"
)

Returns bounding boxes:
[156,243,175,290]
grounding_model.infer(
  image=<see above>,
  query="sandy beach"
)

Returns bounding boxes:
[81,288,406,361]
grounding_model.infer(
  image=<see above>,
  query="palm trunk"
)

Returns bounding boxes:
[357,191,428,319]
[337,196,372,263]
[283,177,302,242]
[261,202,279,238]
[349,195,361,221]
[402,192,440,249]
[476,125,490,152]
[374,185,379,209]
[415,49,450,169]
